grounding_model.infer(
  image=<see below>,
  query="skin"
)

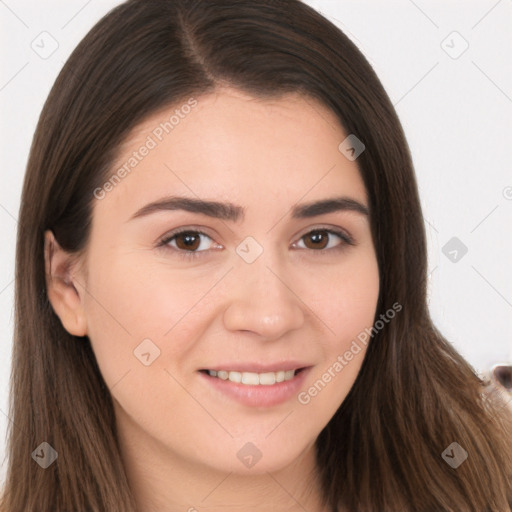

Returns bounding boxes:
[45,87,380,512]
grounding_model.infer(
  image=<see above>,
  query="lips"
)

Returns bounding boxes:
[199,365,312,407]
[201,368,302,386]
[200,361,308,373]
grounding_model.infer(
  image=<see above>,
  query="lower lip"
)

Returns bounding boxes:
[199,368,311,408]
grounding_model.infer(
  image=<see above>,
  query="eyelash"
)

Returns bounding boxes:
[158,226,355,260]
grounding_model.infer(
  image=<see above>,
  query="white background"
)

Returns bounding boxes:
[1,0,511,484]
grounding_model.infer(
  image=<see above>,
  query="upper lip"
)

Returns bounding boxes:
[200,361,311,373]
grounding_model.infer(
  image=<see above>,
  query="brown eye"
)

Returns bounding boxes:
[174,232,202,251]
[160,226,353,260]
[296,228,352,252]
[303,230,330,250]
[160,230,217,257]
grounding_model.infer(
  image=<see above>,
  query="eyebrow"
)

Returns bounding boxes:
[128,195,369,222]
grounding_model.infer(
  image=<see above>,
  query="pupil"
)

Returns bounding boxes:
[309,231,327,248]
[179,233,199,249]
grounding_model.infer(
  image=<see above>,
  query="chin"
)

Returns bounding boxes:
[197,437,316,476]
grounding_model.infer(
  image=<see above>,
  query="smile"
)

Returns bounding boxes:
[204,369,300,385]
[198,367,310,407]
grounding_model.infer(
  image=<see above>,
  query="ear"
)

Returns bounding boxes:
[44,230,88,337]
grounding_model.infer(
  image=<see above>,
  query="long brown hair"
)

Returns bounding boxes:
[2,0,511,510]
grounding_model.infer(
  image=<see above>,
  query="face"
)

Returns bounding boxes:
[58,88,379,475]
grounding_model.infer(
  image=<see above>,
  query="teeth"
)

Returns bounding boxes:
[259,372,275,385]
[229,371,242,383]
[207,369,298,385]
[242,372,260,385]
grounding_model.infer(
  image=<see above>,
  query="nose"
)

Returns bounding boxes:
[222,256,305,341]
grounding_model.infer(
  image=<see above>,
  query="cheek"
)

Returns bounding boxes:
[306,249,380,343]
[332,264,380,338]
[299,251,379,406]
[82,255,214,383]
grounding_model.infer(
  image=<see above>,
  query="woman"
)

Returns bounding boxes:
[2,0,511,510]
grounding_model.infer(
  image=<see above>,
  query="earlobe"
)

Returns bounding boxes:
[44,230,88,337]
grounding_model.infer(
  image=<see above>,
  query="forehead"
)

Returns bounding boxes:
[96,87,368,220]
